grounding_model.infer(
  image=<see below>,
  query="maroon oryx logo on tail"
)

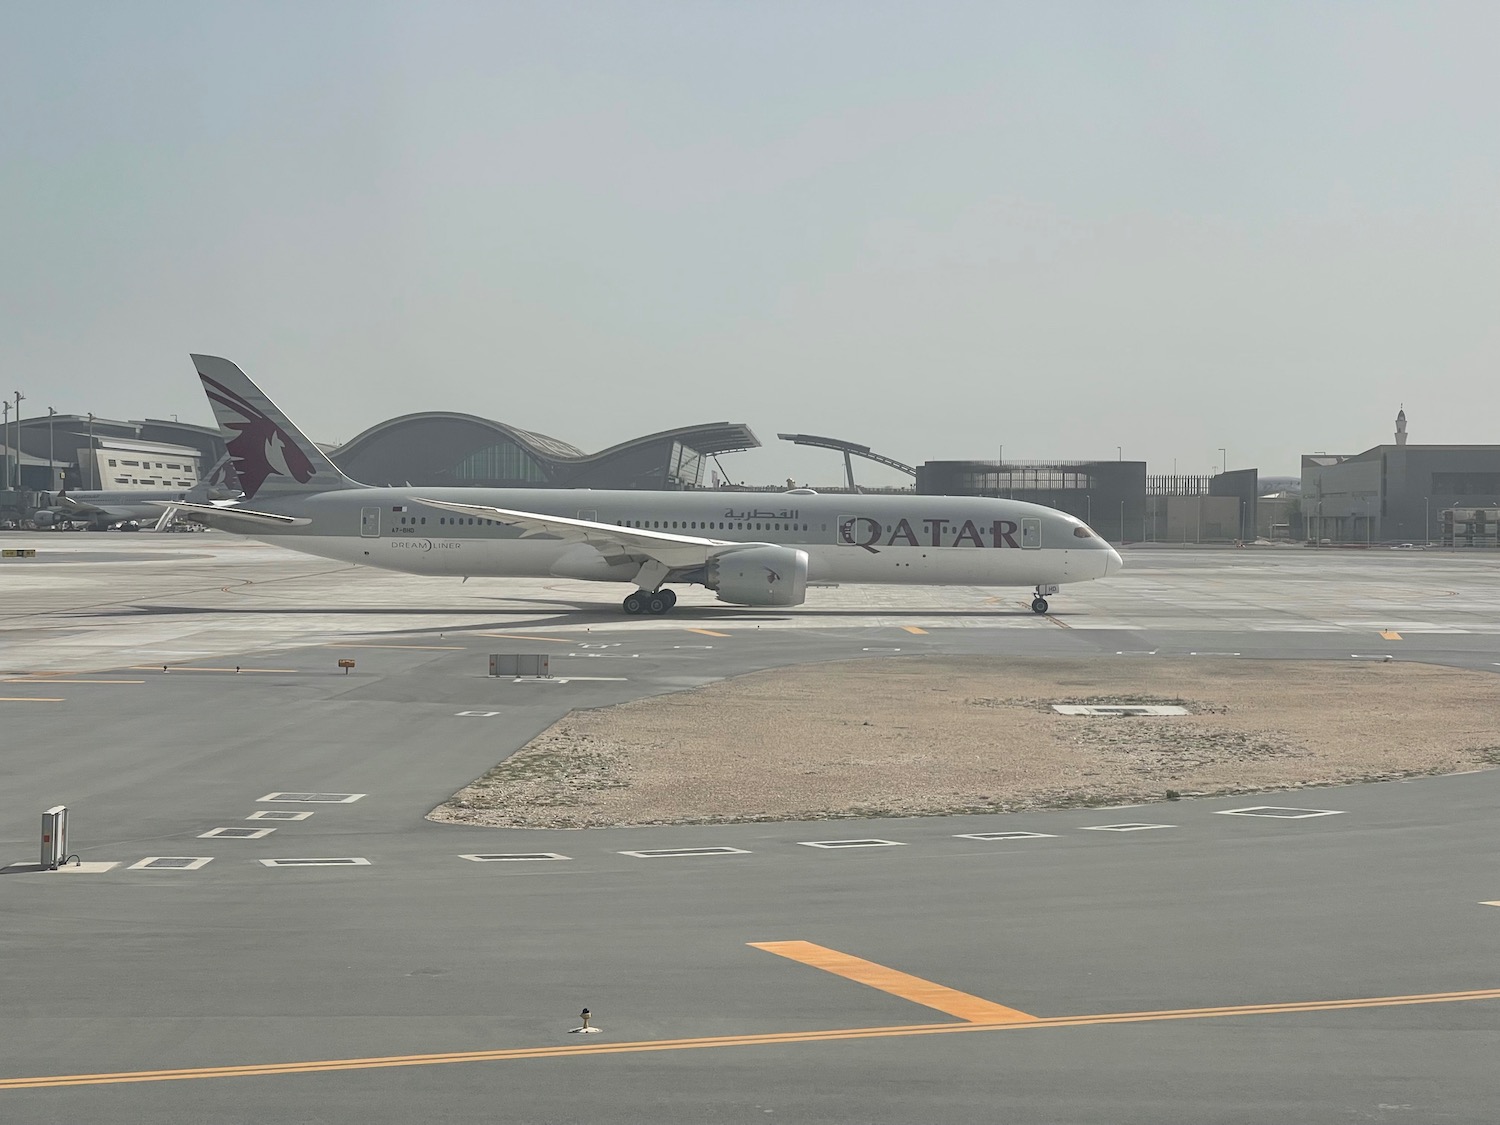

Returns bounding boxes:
[200,373,317,499]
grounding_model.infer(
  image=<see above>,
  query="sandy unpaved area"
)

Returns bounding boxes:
[430,657,1500,828]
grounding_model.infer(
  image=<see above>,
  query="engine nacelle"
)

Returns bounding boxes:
[706,544,808,607]
[32,510,58,527]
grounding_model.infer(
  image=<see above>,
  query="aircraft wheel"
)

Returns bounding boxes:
[659,588,677,608]
[647,593,670,615]
[1030,597,1049,614]
[623,591,646,615]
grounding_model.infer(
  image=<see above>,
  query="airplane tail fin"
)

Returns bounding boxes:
[190,354,362,501]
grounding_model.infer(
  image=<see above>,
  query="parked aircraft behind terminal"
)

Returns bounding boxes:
[35,455,241,531]
[163,355,1122,614]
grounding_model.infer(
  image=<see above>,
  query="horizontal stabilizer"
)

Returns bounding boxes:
[149,501,310,527]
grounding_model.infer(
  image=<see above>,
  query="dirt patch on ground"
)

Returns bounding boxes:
[429,657,1500,828]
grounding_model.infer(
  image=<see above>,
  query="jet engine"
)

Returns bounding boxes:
[32,509,59,527]
[706,544,808,607]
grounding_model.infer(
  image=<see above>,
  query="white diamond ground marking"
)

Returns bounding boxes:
[247,810,313,822]
[1216,806,1345,819]
[257,792,365,803]
[1079,823,1175,833]
[799,839,907,849]
[198,827,276,839]
[460,853,570,862]
[455,710,502,716]
[259,857,371,867]
[129,857,213,870]
[954,831,1058,841]
[618,846,751,858]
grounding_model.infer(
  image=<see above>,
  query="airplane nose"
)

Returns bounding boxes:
[1105,546,1124,576]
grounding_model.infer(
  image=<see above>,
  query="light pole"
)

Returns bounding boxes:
[1116,446,1122,461]
[1119,500,1125,544]
[87,412,95,489]
[1,400,8,490]
[1218,447,1226,475]
[1363,496,1371,545]
[11,392,22,489]
[1086,494,1091,528]
[47,407,55,490]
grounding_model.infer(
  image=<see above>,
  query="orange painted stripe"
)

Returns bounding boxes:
[900,626,928,635]
[0,697,65,702]
[1380,630,1403,640]
[474,634,572,643]
[749,940,1036,1023]
[685,628,730,638]
[3,987,1498,1090]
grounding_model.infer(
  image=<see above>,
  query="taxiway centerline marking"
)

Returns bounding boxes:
[4,987,1498,1090]
[129,666,300,674]
[473,634,572,643]
[900,626,928,635]
[748,940,1037,1023]
[1,679,145,684]
[685,628,731,638]
[324,644,465,651]
[0,697,66,702]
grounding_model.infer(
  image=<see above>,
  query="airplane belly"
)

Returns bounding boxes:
[251,534,575,578]
[806,546,1080,587]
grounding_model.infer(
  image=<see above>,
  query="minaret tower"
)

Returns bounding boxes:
[1395,406,1407,447]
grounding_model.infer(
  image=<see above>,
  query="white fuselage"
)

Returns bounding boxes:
[232,486,1121,592]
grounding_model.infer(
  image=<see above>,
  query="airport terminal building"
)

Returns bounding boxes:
[328,413,760,491]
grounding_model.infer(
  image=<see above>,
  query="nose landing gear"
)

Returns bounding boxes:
[1030,583,1059,614]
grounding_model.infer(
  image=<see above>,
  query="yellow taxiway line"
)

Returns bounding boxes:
[130,666,300,674]
[750,941,1035,1022]
[324,644,465,651]
[2,679,145,685]
[0,697,66,702]
[474,633,573,643]
[900,626,928,635]
[685,628,731,638]
[3,986,1497,1091]
[1380,630,1403,640]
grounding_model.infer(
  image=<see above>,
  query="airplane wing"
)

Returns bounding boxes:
[150,500,310,527]
[415,498,730,568]
[54,495,105,516]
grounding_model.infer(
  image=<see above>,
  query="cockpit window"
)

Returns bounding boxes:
[1074,525,1093,538]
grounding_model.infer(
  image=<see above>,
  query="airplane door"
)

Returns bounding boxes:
[1020,517,1041,548]
[360,507,381,537]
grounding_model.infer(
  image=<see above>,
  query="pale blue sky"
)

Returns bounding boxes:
[3,2,1497,485]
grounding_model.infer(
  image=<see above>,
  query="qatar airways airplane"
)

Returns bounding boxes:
[165,355,1122,615]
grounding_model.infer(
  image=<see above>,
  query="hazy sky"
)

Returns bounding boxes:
[3,2,1497,486]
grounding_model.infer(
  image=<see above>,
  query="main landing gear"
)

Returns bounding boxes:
[623,588,677,616]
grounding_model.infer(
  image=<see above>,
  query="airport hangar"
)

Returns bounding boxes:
[1302,411,1500,547]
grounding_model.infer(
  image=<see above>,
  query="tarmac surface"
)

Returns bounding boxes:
[2,532,1498,1124]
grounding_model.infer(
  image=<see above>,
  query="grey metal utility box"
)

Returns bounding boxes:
[41,805,68,869]
[489,653,550,678]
